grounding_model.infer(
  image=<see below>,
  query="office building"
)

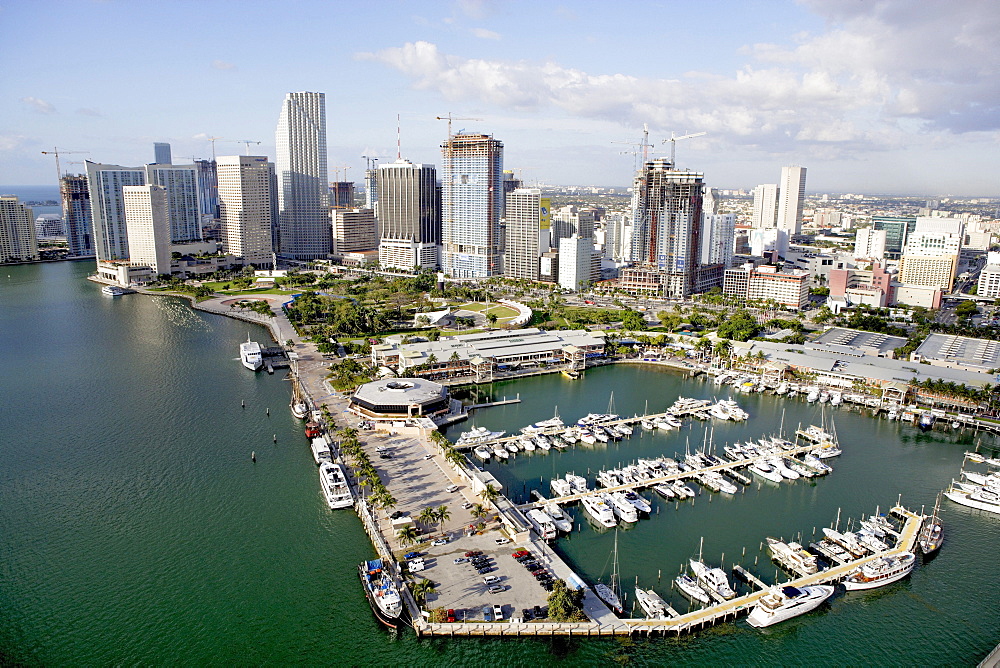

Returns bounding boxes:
[60,174,94,257]
[551,205,595,247]
[364,166,378,211]
[194,160,218,219]
[723,263,809,309]
[701,213,735,267]
[504,188,549,281]
[977,252,1000,298]
[0,195,39,263]
[630,157,704,299]
[898,217,963,291]
[751,184,779,228]
[146,163,203,243]
[275,91,329,260]
[85,161,146,261]
[854,228,887,260]
[217,155,276,266]
[330,181,355,209]
[558,234,593,292]
[153,142,172,165]
[34,214,64,240]
[777,166,806,235]
[376,159,440,270]
[872,215,917,257]
[123,185,171,276]
[441,133,503,278]
[500,170,522,219]
[331,208,377,255]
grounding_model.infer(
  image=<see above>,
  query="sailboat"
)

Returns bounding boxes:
[918,493,944,556]
[594,531,623,613]
[288,360,309,419]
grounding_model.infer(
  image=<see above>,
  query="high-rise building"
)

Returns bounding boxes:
[34,214,65,240]
[872,215,917,258]
[630,158,704,299]
[153,142,172,165]
[364,166,378,212]
[60,174,94,257]
[551,205,595,248]
[441,133,503,278]
[500,170,522,219]
[751,184,779,228]
[85,161,146,261]
[123,185,171,276]
[701,213,735,267]
[0,195,39,263]
[749,227,788,259]
[558,235,593,292]
[724,263,809,309]
[331,209,377,254]
[275,91,329,260]
[217,155,276,266]
[194,160,218,219]
[504,188,550,281]
[898,217,963,291]
[776,166,806,235]
[146,163,203,243]
[376,159,440,270]
[854,228,887,260]
[330,181,355,209]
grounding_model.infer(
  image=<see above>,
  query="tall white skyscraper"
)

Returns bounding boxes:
[217,155,276,266]
[146,163,203,243]
[504,188,550,281]
[777,166,807,235]
[558,235,593,292]
[123,185,171,277]
[275,91,329,260]
[854,228,887,260]
[0,195,39,263]
[751,184,779,228]
[85,161,146,261]
[376,159,440,270]
[701,213,735,267]
[441,133,503,278]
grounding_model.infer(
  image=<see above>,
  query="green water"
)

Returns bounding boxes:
[1,262,998,665]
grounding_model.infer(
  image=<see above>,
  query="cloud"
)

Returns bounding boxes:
[0,134,29,152]
[471,27,500,40]
[454,0,487,19]
[211,59,236,71]
[20,97,56,114]
[76,107,102,117]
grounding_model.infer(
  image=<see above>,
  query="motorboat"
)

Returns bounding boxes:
[240,335,263,371]
[635,587,669,620]
[101,284,127,296]
[506,440,520,453]
[944,482,1000,514]
[474,445,492,461]
[749,460,784,484]
[492,444,510,460]
[520,436,536,452]
[550,478,572,497]
[769,458,799,480]
[579,430,598,445]
[802,454,833,474]
[319,461,354,509]
[674,573,710,604]
[622,490,652,513]
[806,388,820,403]
[671,481,696,499]
[544,503,574,532]
[603,492,639,523]
[526,508,558,540]
[819,391,830,404]
[746,585,834,628]
[311,437,332,465]
[919,412,935,431]
[812,444,842,459]
[830,391,843,406]
[566,474,589,493]
[822,528,867,558]
[653,483,675,499]
[359,559,404,628]
[581,496,617,528]
[704,471,738,494]
[641,419,656,430]
[962,470,1000,489]
[843,552,916,591]
[766,537,819,575]
[689,559,736,599]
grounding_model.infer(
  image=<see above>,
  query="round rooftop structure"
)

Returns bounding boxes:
[349,377,450,420]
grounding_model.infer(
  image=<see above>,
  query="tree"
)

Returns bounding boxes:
[486,312,499,329]
[435,504,451,532]
[620,309,645,331]
[546,579,587,622]
[411,578,437,606]
[470,503,487,521]
[418,506,438,530]
[713,339,733,366]
[396,525,418,546]
[479,484,500,508]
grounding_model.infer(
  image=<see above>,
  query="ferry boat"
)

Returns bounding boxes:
[101,284,127,296]
[843,552,916,591]
[319,461,354,509]
[240,336,263,371]
[581,496,617,528]
[635,586,669,619]
[746,585,834,628]
[358,558,404,628]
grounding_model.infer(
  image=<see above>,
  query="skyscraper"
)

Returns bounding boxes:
[551,205,595,248]
[376,159,440,270]
[331,209,377,255]
[275,91,329,260]
[0,195,39,263]
[60,174,94,257]
[751,184,779,228]
[85,161,146,261]
[441,133,503,278]
[558,235,593,292]
[630,158,704,299]
[217,155,276,266]
[777,166,807,235]
[194,160,218,218]
[146,163,203,243]
[504,188,549,281]
[153,142,172,165]
[123,185,171,276]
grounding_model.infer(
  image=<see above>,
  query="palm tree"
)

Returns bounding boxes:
[479,484,500,509]
[411,578,437,606]
[470,503,487,521]
[417,506,438,531]
[396,525,418,547]
[486,312,498,329]
[435,504,451,532]
[713,340,732,367]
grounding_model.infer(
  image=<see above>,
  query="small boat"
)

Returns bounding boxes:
[622,490,652,513]
[919,412,935,431]
[671,481,695,499]
[506,440,519,453]
[492,444,510,460]
[689,558,736,599]
[843,552,916,591]
[806,388,819,403]
[561,368,581,380]
[918,494,944,556]
[359,559,404,629]
[675,573,710,604]
[635,586,669,619]
[749,460,784,483]
[544,503,574,532]
[240,335,263,371]
[746,585,834,628]
[474,445,491,461]
[101,284,127,296]
[653,483,675,499]
[944,481,1000,514]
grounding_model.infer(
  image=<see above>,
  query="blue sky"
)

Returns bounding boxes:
[2,0,997,195]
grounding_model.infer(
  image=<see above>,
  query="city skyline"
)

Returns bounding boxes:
[2,0,998,195]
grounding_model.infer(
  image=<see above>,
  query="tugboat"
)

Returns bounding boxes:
[358,558,404,628]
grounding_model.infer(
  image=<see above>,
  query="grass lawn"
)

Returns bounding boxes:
[456,302,519,319]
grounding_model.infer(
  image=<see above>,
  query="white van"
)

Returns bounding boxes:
[483,575,501,585]
[446,484,460,493]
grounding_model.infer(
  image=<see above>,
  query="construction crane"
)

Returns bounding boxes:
[361,155,379,172]
[612,123,654,169]
[41,147,89,182]
[435,112,483,140]
[331,165,352,182]
[661,131,706,168]
[204,136,223,161]
[229,139,261,156]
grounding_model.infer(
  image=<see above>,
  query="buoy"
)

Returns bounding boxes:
[242,399,245,409]
[266,407,270,416]
[251,451,256,462]
[273,434,277,443]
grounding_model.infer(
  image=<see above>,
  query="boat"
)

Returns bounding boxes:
[358,558,404,629]
[579,430,598,445]
[944,481,1000,514]
[887,406,899,421]
[550,478,572,497]
[240,335,263,371]
[746,585,834,628]
[101,284,127,296]
[653,483,676,499]
[774,382,788,395]
[311,437,332,465]
[689,557,736,600]
[671,481,695,499]
[961,470,1000,489]
[474,445,491,461]
[749,460,784,483]
[544,503,574,532]
[674,573,710,604]
[822,528,867,558]
[843,552,916,591]
[635,587,669,619]
[561,368,581,380]
[505,441,519,453]
[819,390,830,403]
[806,388,819,403]
[830,391,842,406]
[594,530,624,614]
[580,496,617,528]
[802,453,833,474]
[766,537,819,575]
[622,490,652,513]
[319,461,354,509]
[604,492,639,523]
[534,409,564,430]
[641,419,656,430]
[289,363,309,419]
[492,444,510,460]
[918,494,944,556]
[919,412,935,431]
[566,473,589,493]
[526,508,558,540]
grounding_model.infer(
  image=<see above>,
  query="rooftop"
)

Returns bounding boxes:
[811,327,908,357]
[914,333,1000,371]
[351,378,447,407]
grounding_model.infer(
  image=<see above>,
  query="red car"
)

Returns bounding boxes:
[446,609,456,622]
[465,550,483,558]
[512,550,529,558]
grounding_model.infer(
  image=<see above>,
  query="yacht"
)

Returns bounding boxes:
[812,444,842,459]
[843,552,916,591]
[802,454,833,474]
[474,445,492,461]
[535,434,552,451]
[544,503,574,532]
[689,559,736,599]
[749,460,784,483]
[944,482,1000,514]
[675,573,710,604]
[240,336,263,371]
[579,430,598,445]
[819,391,830,404]
[830,391,843,406]
[101,284,127,296]
[641,418,656,430]
[766,537,819,575]
[806,388,820,403]
[886,406,899,421]
[622,490,652,513]
[492,444,510,460]
[311,437,332,465]
[359,559,404,628]
[520,436,536,452]
[526,508,558,540]
[550,478,572,497]
[962,470,1000,489]
[581,496,618,528]
[566,474,589,494]
[918,496,944,556]
[603,492,639,523]
[594,583,622,613]
[534,415,565,430]
[746,585,835,628]
[774,382,789,395]
[671,481,696,498]
[506,440,520,453]
[635,587,669,620]
[653,483,676,499]
[822,528,867,558]
[319,462,354,509]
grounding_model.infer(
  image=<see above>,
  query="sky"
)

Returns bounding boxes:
[2,0,998,195]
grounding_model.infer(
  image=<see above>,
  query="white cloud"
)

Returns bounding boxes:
[471,27,500,40]
[20,96,56,114]
[211,59,236,71]
[0,134,29,152]
[76,107,102,117]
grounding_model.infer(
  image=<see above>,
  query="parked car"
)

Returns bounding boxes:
[431,538,448,546]
[483,575,501,584]
[446,609,456,622]
[488,585,505,594]
[465,550,483,557]
[522,608,533,621]
[492,604,503,620]
[533,605,544,619]
[453,557,468,564]
[403,551,421,559]
[483,606,493,622]
[495,538,510,545]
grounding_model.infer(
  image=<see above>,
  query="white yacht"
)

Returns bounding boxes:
[675,573,710,604]
[544,503,574,532]
[526,508,558,540]
[565,474,589,494]
[550,478,572,497]
[635,587,669,619]
[769,458,800,480]
[830,391,843,406]
[653,483,675,499]
[240,336,263,371]
[579,429,598,445]
[311,437,332,465]
[843,552,916,591]
[319,461,354,509]
[492,444,510,460]
[101,284,127,296]
[604,492,639,523]
[581,496,617,528]
[806,388,820,403]
[747,585,834,628]
[622,490,652,513]
[594,583,622,613]
[944,482,1000,514]
[671,481,696,498]
[689,559,736,599]
[766,537,819,575]
[474,445,492,461]
[749,460,784,483]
